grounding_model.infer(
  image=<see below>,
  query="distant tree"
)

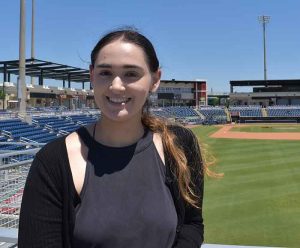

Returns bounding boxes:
[0,89,4,99]
[224,98,230,108]
[208,97,219,106]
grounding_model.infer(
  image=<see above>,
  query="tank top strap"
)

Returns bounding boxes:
[76,126,95,149]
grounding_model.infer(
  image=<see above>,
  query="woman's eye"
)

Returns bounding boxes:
[99,71,112,76]
[125,71,140,78]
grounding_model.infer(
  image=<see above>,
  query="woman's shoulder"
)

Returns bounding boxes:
[25,135,69,188]
[37,135,66,158]
[167,124,198,147]
[37,124,93,161]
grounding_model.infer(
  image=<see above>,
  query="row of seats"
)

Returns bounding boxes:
[266,106,300,117]
[229,105,300,117]
[0,143,26,151]
[197,107,227,124]
[229,106,262,117]
[151,109,175,118]
[33,114,100,130]
[164,107,199,117]
[0,114,100,153]
[0,118,58,145]
[0,119,27,129]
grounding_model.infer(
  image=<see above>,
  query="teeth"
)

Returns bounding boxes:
[108,97,130,103]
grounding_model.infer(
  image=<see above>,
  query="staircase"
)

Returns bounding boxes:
[261,107,268,117]
[194,108,205,120]
[224,107,231,122]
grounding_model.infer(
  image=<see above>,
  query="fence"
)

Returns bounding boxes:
[0,145,41,246]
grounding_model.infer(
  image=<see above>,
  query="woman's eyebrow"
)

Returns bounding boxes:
[123,64,143,70]
[95,63,111,68]
[95,63,143,70]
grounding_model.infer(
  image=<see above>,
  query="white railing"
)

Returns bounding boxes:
[0,147,42,245]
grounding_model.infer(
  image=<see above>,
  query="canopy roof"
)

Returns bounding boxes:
[0,58,90,83]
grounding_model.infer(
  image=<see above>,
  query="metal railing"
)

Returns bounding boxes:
[0,145,42,246]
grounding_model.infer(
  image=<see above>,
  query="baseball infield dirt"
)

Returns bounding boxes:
[210,125,300,140]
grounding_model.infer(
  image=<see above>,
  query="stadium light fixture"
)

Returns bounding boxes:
[258,15,271,81]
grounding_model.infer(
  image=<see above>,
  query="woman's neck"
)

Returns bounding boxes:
[94,117,145,147]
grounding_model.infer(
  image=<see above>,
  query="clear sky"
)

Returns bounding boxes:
[1,0,299,92]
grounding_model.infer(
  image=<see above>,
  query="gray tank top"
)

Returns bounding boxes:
[72,127,177,248]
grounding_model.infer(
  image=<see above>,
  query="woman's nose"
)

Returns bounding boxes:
[109,76,125,92]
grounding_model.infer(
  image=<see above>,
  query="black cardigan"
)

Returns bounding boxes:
[18,125,204,248]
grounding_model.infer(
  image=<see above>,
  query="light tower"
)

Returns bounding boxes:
[31,0,35,85]
[258,15,270,81]
[19,0,26,114]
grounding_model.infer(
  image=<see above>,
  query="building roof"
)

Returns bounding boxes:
[230,79,300,87]
[0,58,90,83]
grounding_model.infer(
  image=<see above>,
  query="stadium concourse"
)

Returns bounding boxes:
[0,106,297,246]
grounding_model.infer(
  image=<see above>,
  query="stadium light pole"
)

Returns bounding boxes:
[258,15,270,81]
[30,0,35,85]
[19,0,27,114]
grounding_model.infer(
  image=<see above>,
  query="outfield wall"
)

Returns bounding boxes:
[239,116,300,123]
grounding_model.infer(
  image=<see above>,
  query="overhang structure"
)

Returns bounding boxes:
[0,58,90,89]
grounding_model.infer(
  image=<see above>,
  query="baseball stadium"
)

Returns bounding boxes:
[1,63,300,247]
[1,1,300,248]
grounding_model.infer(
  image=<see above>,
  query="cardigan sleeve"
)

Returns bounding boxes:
[18,152,64,248]
[173,127,204,248]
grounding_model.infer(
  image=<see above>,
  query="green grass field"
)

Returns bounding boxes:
[191,125,300,247]
[231,124,300,133]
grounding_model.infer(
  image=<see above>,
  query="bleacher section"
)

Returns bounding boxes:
[229,106,262,117]
[198,107,227,124]
[151,108,175,119]
[164,107,199,118]
[0,114,100,149]
[0,119,57,144]
[0,134,26,151]
[151,107,203,124]
[1,105,299,150]
[33,116,79,133]
[66,114,99,126]
[267,105,300,117]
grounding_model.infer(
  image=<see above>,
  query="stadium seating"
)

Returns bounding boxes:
[32,116,79,133]
[151,108,175,119]
[3,105,299,151]
[229,106,262,117]
[66,114,99,125]
[198,106,227,124]
[163,106,199,118]
[267,105,300,117]
[150,107,204,124]
[0,118,58,144]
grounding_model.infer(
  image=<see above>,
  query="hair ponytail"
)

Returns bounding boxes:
[142,112,201,208]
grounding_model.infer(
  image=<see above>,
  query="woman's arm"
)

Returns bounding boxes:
[173,127,204,248]
[18,154,63,247]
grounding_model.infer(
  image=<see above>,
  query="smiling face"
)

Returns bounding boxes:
[90,39,160,123]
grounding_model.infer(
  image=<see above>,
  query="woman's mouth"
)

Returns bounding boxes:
[106,96,132,105]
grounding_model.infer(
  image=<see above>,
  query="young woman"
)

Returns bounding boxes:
[18,29,205,248]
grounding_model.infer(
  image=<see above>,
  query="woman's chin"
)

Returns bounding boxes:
[101,110,140,123]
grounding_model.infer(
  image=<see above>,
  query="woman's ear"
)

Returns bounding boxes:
[150,69,161,93]
[89,64,94,88]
